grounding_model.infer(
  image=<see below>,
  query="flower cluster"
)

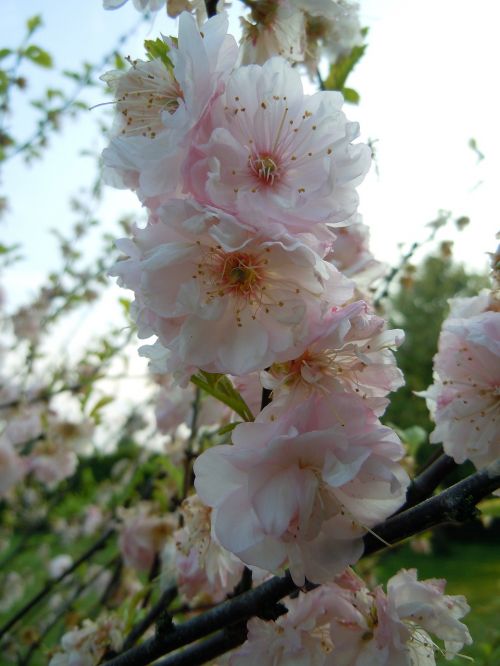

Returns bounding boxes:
[107,5,403,583]
[422,255,500,470]
[0,381,94,497]
[230,568,472,665]
[102,5,475,664]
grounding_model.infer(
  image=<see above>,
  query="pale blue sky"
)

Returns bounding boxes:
[2,0,499,310]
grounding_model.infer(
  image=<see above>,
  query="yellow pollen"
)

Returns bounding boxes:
[249,154,280,185]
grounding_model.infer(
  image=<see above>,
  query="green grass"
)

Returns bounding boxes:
[373,540,500,665]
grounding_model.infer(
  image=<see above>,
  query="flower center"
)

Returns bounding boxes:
[194,246,276,325]
[270,348,341,393]
[116,60,183,138]
[249,154,280,186]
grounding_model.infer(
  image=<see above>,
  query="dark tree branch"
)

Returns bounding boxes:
[103,574,296,666]
[399,453,458,512]
[122,586,178,651]
[363,459,500,554]
[155,625,248,666]
[103,460,500,666]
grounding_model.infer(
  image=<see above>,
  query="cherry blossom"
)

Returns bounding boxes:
[327,214,386,297]
[194,394,408,585]
[294,0,363,73]
[230,587,333,665]
[325,568,471,665]
[239,0,306,66]
[187,56,370,234]
[171,495,245,601]
[422,309,500,469]
[110,199,353,376]
[49,616,124,666]
[102,12,238,200]
[261,300,404,415]
[117,502,176,571]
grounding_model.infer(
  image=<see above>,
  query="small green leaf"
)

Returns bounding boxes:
[144,38,173,68]
[324,42,367,92]
[191,372,254,422]
[0,70,8,94]
[114,52,126,70]
[27,15,43,33]
[119,297,131,315]
[218,421,241,435]
[89,395,114,421]
[23,45,53,68]
[0,49,12,61]
[342,87,360,104]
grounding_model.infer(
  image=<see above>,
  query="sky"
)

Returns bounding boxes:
[1,0,500,313]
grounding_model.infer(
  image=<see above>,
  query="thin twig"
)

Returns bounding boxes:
[122,585,178,652]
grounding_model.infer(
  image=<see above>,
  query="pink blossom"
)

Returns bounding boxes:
[422,310,500,468]
[102,12,238,201]
[118,503,176,571]
[295,0,364,74]
[172,496,244,601]
[230,587,333,665]
[261,300,404,415]
[27,440,78,487]
[239,1,306,66]
[3,405,43,446]
[110,199,353,376]
[186,57,370,235]
[327,215,386,297]
[194,395,408,585]
[325,568,471,665]
[49,616,124,666]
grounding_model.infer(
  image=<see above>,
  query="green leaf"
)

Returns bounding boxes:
[114,52,126,71]
[218,421,241,435]
[0,70,8,95]
[89,395,114,421]
[0,49,12,61]
[26,15,43,33]
[342,87,360,104]
[23,45,53,68]
[191,372,254,422]
[324,42,367,92]
[144,38,173,68]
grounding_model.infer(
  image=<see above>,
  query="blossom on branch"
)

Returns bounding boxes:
[422,307,500,469]
[325,568,472,665]
[194,395,408,585]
